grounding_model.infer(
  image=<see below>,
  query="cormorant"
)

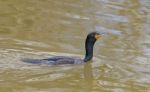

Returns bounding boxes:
[22,32,101,65]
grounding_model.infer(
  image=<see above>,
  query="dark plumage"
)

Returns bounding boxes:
[22,32,101,65]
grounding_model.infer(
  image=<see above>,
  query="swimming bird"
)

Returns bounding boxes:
[22,32,101,65]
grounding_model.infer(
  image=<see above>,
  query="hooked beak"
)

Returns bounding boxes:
[95,34,101,40]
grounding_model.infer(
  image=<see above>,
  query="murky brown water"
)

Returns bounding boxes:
[0,0,150,92]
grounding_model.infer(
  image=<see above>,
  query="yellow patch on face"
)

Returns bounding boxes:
[95,34,101,40]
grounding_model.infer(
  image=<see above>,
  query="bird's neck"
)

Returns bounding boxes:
[84,39,95,62]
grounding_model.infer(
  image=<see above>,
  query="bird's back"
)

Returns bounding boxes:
[22,56,84,65]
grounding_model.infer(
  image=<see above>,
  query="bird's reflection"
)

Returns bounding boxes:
[21,62,95,91]
[83,62,93,92]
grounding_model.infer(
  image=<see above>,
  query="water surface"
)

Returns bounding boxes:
[0,0,150,92]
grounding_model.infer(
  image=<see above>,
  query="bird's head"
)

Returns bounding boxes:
[86,32,101,43]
